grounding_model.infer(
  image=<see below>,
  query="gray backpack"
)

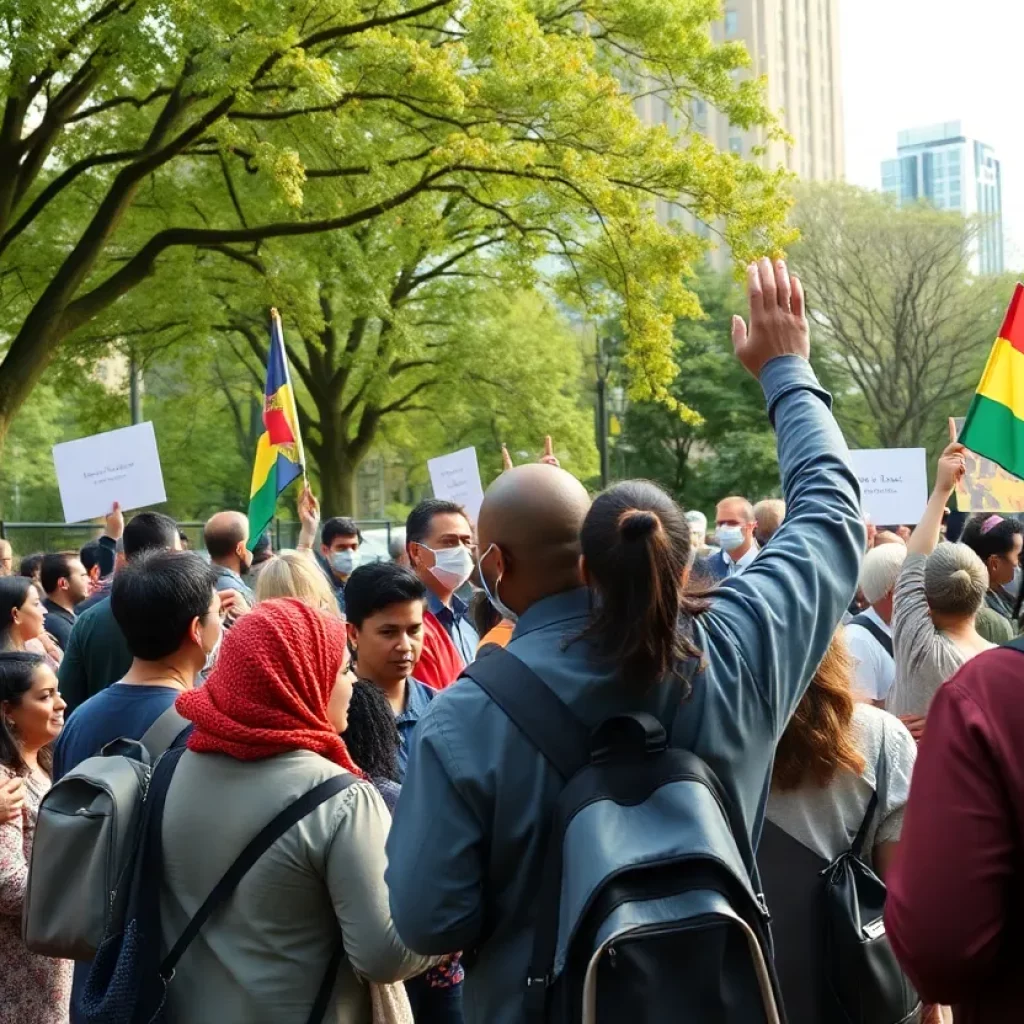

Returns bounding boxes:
[23,705,191,960]
[463,648,785,1024]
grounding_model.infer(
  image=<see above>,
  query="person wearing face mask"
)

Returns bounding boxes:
[406,499,479,689]
[318,515,364,613]
[960,513,1024,635]
[50,550,222,1024]
[705,496,759,581]
[204,510,256,608]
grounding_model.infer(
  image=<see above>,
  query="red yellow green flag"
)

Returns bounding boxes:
[247,309,305,547]
[960,283,1024,480]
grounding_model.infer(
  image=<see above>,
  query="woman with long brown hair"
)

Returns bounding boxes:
[759,631,920,1024]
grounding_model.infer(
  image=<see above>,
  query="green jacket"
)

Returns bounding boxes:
[58,597,131,713]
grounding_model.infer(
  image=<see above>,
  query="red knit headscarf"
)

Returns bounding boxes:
[176,598,364,777]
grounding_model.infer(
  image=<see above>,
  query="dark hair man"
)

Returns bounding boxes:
[58,511,181,713]
[40,552,90,651]
[345,563,432,779]
[405,499,478,688]
[204,511,255,606]
[319,517,363,611]
[52,550,220,1024]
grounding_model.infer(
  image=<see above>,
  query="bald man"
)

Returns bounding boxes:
[706,495,759,581]
[203,511,255,605]
[753,498,786,547]
[388,257,868,1024]
[0,538,11,576]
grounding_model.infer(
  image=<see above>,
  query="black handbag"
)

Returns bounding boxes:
[759,744,921,1024]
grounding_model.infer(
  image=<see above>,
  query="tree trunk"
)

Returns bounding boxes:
[318,454,360,518]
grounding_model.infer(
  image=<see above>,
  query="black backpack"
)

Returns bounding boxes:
[758,745,921,1024]
[462,647,786,1024]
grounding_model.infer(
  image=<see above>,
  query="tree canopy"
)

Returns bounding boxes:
[616,268,780,515]
[789,183,1013,454]
[0,0,794,453]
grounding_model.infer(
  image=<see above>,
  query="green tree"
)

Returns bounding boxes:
[789,183,1013,454]
[617,268,780,514]
[0,0,793,448]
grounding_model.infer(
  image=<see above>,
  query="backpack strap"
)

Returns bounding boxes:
[154,769,358,1024]
[461,646,590,780]
[139,705,192,759]
[848,613,894,659]
[851,732,890,860]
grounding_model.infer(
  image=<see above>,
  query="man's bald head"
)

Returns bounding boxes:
[204,511,251,571]
[477,464,591,617]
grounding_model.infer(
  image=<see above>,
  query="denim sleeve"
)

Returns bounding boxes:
[385,698,485,954]
[701,355,865,736]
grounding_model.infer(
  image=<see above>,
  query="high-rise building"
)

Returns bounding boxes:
[881,122,1004,274]
[635,0,844,250]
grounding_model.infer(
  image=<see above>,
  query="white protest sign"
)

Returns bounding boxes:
[849,447,928,526]
[427,446,485,524]
[52,422,167,524]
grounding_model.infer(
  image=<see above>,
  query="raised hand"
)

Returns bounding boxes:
[935,442,967,495]
[731,257,810,378]
[297,485,320,551]
[539,436,560,467]
[501,444,514,472]
[104,500,125,541]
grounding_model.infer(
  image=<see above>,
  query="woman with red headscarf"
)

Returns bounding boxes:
[158,598,433,1023]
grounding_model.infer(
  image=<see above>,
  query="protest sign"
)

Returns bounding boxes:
[427,446,485,524]
[52,422,167,524]
[849,448,928,526]
[951,416,1024,512]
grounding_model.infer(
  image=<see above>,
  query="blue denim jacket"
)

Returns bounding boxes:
[385,357,865,1024]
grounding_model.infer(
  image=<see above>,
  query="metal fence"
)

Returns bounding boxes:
[0,519,395,558]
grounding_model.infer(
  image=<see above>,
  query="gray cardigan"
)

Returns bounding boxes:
[159,748,432,1023]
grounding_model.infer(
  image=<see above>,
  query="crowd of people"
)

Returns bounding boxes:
[0,258,1021,1024]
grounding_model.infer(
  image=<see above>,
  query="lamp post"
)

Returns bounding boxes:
[595,335,611,489]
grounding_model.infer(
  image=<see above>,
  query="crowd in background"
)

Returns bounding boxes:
[0,259,1021,1024]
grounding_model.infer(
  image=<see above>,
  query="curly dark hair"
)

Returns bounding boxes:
[343,681,401,783]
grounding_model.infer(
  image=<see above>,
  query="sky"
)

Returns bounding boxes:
[839,0,1024,266]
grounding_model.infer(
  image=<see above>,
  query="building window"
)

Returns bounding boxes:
[729,136,743,155]
[725,9,739,36]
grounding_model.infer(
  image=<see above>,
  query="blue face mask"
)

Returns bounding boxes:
[478,543,517,623]
[330,550,359,578]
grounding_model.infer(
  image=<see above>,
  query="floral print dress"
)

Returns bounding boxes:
[0,765,72,1024]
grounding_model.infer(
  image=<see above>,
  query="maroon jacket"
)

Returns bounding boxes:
[885,646,1024,1023]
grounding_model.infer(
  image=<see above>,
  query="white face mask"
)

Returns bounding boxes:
[201,625,223,676]
[424,544,475,591]
[478,543,517,623]
[716,525,747,553]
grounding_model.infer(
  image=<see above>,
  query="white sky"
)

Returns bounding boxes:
[840,0,1024,266]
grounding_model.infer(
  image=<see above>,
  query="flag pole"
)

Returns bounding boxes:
[270,306,309,489]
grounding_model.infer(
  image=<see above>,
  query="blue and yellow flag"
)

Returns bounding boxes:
[247,309,305,546]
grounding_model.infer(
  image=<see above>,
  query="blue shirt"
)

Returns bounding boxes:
[426,590,479,664]
[211,563,255,605]
[385,357,866,1024]
[394,678,436,781]
[53,682,182,1024]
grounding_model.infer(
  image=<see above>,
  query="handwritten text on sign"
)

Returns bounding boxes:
[427,446,485,524]
[849,447,928,526]
[52,422,167,524]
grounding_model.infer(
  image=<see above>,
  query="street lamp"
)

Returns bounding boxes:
[595,335,611,489]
